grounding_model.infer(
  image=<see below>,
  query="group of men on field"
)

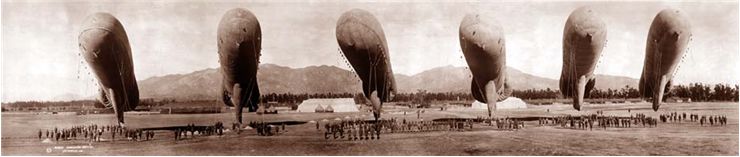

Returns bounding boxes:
[660,112,727,127]
[247,121,286,136]
[38,124,157,142]
[322,119,385,140]
[539,113,658,130]
[320,118,479,140]
[174,122,225,140]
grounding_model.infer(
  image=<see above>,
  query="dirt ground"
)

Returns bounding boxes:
[2,102,737,155]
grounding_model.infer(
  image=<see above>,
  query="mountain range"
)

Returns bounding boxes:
[137,64,639,99]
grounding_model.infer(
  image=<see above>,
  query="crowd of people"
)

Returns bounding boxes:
[319,118,479,140]
[35,111,730,143]
[538,113,658,130]
[700,115,728,126]
[660,112,690,123]
[247,121,286,136]
[124,128,155,141]
[38,124,156,142]
[395,119,474,132]
[320,119,387,140]
[174,122,225,140]
[479,117,525,130]
[36,122,229,142]
[659,112,728,126]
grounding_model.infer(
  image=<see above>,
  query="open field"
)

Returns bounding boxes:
[2,102,737,155]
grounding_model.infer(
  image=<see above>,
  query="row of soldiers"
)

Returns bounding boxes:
[489,118,524,130]
[539,114,658,130]
[124,129,155,141]
[174,122,225,140]
[660,112,690,123]
[393,118,472,132]
[699,115,727,126]
[598,114,658,128]
[540,115,592,130]
[659,112,728,126]
[477,117,524,130]
[322,119,384,140]
[473,117,518,130]
[38,124,116,142]
[395,119,473,132]
[38,124,159,142]
[321,118,482,140]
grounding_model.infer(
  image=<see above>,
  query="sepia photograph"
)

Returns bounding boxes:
[1,0,738,155]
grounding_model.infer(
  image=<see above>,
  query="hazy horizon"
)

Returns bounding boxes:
[3,0,738,102]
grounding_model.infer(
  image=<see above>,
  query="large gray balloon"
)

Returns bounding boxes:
[560,7,607,111]
[336,9,397,120]
[78,12,139,125]
[217,8,262,124]
[459,13,509,117]
[639,9,691,111]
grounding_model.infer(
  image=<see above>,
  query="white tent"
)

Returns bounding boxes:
[471,97,527,110]
[297,98,359,113]
[315,105,325,112]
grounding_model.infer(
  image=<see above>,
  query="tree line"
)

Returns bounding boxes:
[3,83,737,110]
[252,83,738,103]
[668,83,738,102]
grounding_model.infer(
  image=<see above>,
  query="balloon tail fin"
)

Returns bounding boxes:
[108,88,125,124]
[653,75,668,111]
[484,80,497,117]
[233,83,243,124]
[573,75,589,111]
[370,90,382,120]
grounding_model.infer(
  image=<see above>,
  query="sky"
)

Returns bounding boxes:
[2,0,738,102]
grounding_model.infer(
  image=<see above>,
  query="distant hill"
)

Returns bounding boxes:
[138,64,363,99]
[594,74,640,90]
[137,64,639,99]
[395,65,560,93]
[394,66,638,92]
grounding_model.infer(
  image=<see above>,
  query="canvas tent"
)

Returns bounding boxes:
[297,98,359,113]
[314,105,325,112]
[471,97,528,110]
